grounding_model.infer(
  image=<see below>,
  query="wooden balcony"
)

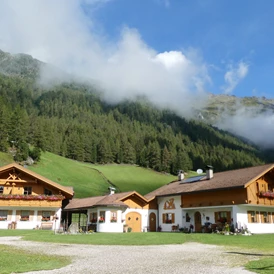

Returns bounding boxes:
[0,194,64,207]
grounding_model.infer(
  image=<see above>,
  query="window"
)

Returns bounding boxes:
[163,213,174,224]
[99,211,105,223]
[21,210,30,221]
[90,212,97,223]
[0,186,3,194]
[42,211,51,222]
[44,189,52,195]
[24,187,32,195]
[261,212,269,223]
[110,211,117,222]
[0,210,8,221]
[247,211,258,223]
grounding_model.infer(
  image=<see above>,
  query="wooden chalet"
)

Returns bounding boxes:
[0,163,74,230]
[145,164,274,233]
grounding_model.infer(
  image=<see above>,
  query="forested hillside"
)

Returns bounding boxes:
[0,70,271,174]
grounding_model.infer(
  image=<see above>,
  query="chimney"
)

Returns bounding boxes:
[108,187,116,195]
[178,170,184,181]
[206,165,213,180]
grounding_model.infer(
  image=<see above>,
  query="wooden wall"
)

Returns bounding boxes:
[181,188,247,208]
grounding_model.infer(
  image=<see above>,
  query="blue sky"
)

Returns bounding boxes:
[88,0,274,98]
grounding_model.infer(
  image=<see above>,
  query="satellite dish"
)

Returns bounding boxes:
[197,169,203,174]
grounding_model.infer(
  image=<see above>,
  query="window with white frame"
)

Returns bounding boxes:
[162,213,174,224]
[0,210,8,221]
[21,210,30,221]
[99,211,105,223]
[110,211,117,222]
[42,211,51,222]
[24,187,32,195]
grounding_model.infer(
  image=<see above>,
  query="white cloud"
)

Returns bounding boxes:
[215,105,274,149]
[222,61,249,94]
[0,0,210,117]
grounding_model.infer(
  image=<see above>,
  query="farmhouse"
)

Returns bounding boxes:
[145,164,274,234]
[0,163,73,230]
[64,189,157,233]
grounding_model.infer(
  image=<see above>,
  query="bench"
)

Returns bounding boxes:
[40,222,53,230]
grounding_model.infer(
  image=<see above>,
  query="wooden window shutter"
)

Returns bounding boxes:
[260,212,264,223]
[29,211,35,221]
[247,211,252,223]
[214,212,218,222]
[16,210,21,221]
[256,211,259,223]
[162,213,166,223]
[172,213,175,224]
[51,211,55,220]
[7,210,13,221]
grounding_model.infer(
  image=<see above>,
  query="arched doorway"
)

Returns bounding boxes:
[149,212,156,232]
[126,212,141,232]
[194,211,202,232]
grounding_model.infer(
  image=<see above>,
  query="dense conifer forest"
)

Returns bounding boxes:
[1,69,273,174]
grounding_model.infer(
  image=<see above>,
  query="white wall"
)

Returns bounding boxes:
[235,205,274,234]
[0,207,60,230]
[158,195,182,232]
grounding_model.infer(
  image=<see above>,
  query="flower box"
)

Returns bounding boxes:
[20,218,29,221]
[0,194,65,201]
[42,218,51,222]
[260,191,274,199]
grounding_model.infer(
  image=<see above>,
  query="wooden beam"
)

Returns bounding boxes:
[0,179,37,183]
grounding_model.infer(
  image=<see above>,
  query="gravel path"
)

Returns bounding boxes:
[0,237,257,274]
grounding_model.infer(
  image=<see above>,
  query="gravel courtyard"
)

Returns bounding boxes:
[1,237,257,274]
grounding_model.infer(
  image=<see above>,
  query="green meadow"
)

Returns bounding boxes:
[26,151,176,197]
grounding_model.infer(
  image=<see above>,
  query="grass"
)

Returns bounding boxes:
[86,163,176,195]
[0,244,70,274]
[246,258,274,274]
[0,230,274,273]
[0,152,13,166]
[0,230,273,250]
[28,152,111,198]
[28,152,176,197]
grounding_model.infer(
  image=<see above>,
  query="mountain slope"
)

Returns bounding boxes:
[0,49,273,176]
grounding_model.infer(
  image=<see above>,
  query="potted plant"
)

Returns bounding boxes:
[123,224,128,233]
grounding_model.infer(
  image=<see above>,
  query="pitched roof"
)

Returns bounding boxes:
[145,163,274,199]
[0,163,74,198]
[64,191,141,210]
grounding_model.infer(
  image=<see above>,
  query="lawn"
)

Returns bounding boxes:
[0,244,70,274]
[0,230,273,273]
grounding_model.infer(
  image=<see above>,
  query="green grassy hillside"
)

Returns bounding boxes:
[0,152,176,198]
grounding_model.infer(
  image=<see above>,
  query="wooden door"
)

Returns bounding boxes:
[149,212,156,232]
[194,211,202,232]
[126,212,141,232]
